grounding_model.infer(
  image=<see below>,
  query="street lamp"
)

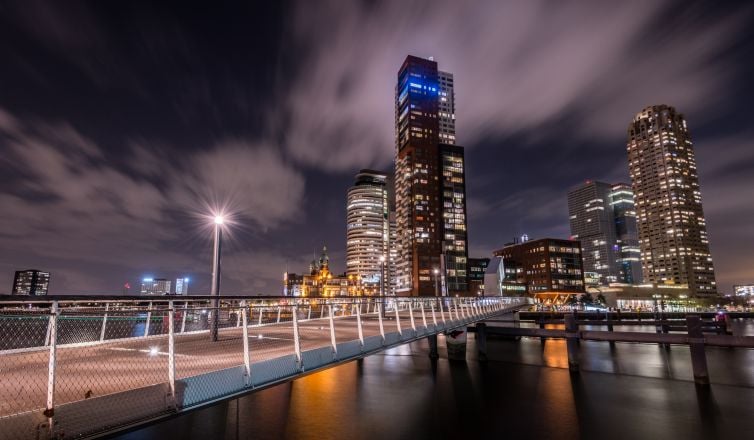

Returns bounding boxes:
[210,214,224,342]
[433,268,439,297]
[379,256,386,297]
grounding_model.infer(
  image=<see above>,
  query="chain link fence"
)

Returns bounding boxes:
[0,296,528,439]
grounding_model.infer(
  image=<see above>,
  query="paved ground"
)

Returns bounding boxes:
[0,310,463,417]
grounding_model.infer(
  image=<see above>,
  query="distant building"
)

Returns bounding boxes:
[467,258,490,296]
[141,278,171,295]
[734,285,754,296]
[587,283,692,311]
[283,272,304,296]
[493,238,585,304]
[175,277,189,295]
[284,247,361,297]
[627,105,716,295]
[483,256,506,297]
[567,181,641,284]
[12,270,50,295]
[346,170,390,293]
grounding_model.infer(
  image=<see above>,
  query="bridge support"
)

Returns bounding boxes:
[687,315,709,386]
[476,323,488,361]
[428,334,439,360]
[565,313,580,373]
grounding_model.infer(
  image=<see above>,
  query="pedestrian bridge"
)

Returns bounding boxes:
[0,295,529,439]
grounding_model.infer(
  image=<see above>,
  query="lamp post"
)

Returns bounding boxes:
[379,256,386,297]
[433,268,439,297]
[210,215,223,342]
[379,255,386,318]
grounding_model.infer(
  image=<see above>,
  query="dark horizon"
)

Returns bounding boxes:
[1,1,753,295]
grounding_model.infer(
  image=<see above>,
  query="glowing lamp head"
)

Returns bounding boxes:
[214,215,224,225]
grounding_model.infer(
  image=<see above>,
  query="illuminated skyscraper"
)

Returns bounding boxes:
[394,55,468,296]
[627,105,716,295]
[346,170,389,293]
[568,181,641,284]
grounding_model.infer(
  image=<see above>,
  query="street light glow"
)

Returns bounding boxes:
[214,215,224,225]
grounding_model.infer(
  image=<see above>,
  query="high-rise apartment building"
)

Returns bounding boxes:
[568,181,641,284]
[394,55,468,296]
[627,105,716,295]
[12,269,50,295]
[346,170,390,292]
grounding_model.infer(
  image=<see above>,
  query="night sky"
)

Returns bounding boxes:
[1,1,753,295]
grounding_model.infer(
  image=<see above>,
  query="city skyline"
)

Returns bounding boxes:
[1,2,753,295]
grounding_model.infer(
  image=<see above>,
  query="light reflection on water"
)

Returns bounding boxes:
[117,320,754,440]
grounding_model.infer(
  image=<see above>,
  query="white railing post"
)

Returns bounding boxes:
[408,301,416,331]
[320,302,326,319]
[452,298,458,321]
[235,304,241,328]
[378,303,385,342]
[439,298,446,324]
[356,301,364,346]
[292,305,302,370]
[420,301,427,329]
[168,301,176,406]
[258,307,264,326]
[366,301,371,315]
[307,305,312,320]
[144,302,152,337]
[394,300,402,335]
[99,303,109,342]
[276,307,281,324]
[45,301,59,420]
[181,302,188,333]
[328,305,337,356]
[241,302,251,385]
[44,309,52,347]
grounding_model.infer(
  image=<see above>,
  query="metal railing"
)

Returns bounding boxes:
[0,295,528,439]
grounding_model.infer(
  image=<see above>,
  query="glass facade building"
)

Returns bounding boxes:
[567,181,641,284]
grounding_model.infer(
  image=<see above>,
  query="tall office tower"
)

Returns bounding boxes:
[568,181,621,283]
[568,181,642,285]
[388,211,398,295]
[394,55,468,296]
[627,105,716,295]
[609,183,642,284]
[437,70,456,144]
[346,170,390,293]
[12,269,50,295]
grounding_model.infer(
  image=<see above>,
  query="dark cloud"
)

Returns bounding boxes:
[0,108,305,294]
